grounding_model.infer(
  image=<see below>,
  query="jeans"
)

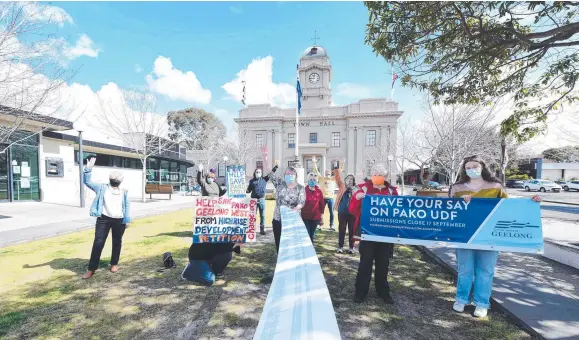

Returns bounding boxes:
[185,252,233,286]
[355,241,393,299]
[273,219,282,253]
[455,249,499,308]
[88,215,126,271]
[338,213,355,249]
[325,198,335,227]
[257,198,265,231]
[303,219,320,242]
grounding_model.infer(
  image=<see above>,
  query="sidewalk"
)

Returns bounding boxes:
[0,194,197,248]
[425,218,579,340]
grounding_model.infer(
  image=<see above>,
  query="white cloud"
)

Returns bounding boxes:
[222,56,295,107]
[22,2,74,27]
[145,56,211,104]
[134,64,143,73]
[229,5,243,15]
[63,34,100,60]
[334,83,381,99]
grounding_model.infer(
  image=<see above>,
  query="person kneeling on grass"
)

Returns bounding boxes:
[82,156,131,280]
[450,155,542,318]
[182,242,242,286]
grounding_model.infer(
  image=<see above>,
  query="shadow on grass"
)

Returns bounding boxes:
[145,231,192,239]
[1,236,277,340]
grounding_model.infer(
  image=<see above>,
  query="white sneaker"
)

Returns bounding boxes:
[337,248,343,254]
[473,307,488,318]
[452,301,465,313]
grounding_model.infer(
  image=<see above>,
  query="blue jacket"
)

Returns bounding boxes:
[83,168,131,224]
[246,172,271,199]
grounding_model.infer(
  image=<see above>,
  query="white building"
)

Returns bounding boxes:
[234,45,402,181]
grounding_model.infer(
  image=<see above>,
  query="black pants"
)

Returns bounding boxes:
[354,241,393,298]
[338,213,355,249]
[88,215,126,271]
[272,219,282,253]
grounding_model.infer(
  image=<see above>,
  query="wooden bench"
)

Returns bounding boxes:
[145,184,174,199]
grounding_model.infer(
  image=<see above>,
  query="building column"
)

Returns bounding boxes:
[356,127,365,178]
[347,127,355,175]
[322,154,327,175]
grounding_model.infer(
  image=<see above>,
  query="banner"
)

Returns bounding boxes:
[226,165,247,198]
[253,207,341,340]
[193,197,257,243]
[360,195,544,253]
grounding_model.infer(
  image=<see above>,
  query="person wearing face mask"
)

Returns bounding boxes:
[196,164,227,197]
[81,157,131,279]
[450,155,541,318]
[246,166,277,235]
[269,165,306,252]
[333,161,356,254]
[313,160,337,231]
[301,173,325,242]
[349,163,398,304]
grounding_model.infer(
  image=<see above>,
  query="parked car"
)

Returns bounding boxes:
[506,180,525,188]
[555,180,567,186]
[562,181,579,192]
[525,180,562,193]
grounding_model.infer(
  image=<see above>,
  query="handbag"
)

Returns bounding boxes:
[163,252,176,268]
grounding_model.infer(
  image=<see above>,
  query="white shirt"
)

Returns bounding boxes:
[103,186,124,219]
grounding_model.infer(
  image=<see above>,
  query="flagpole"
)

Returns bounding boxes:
[295,64,300,163]
[390,65,394,101]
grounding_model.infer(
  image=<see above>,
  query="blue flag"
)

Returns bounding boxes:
[296,75,302,114]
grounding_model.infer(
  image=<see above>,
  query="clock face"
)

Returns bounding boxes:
[309,73,320,84]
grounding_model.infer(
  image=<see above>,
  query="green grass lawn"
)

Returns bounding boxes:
[0,201,533,339]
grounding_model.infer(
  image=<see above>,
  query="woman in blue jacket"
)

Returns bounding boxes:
[82,157,131,279]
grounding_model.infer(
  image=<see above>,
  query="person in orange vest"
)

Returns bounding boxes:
[349,163,398,304]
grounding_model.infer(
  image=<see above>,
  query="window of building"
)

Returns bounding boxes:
[288,133,295,148]
[256,133,264,147]
[332,132,340,147]
[309,133,318,143]
[366,130,376,146]
[218,162,226,177]
[306,159,313,173]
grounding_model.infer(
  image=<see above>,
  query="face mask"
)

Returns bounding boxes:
[371,176,385,186]
[308,179,316,187]
[466,168,482,179]
[255,172,262,178]
[207,178,215,184]
[285,174,295,184]
[109,179,121,187]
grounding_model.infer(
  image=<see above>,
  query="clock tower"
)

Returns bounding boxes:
[298,45,332,110]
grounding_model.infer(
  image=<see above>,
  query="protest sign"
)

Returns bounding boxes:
[360,195,543,253]
[226,165,247,198]
[193,196,257,243]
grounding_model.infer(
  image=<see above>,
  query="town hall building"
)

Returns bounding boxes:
[234,45,402,181]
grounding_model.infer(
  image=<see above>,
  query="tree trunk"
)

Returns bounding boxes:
[499,137,508,185]
[142,158,147,203]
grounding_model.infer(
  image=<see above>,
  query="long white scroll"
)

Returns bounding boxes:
[253,207,341,340]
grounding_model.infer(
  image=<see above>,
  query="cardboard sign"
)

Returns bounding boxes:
[193,196,257,243]
[226,165,247,198]
[360,195,544,253]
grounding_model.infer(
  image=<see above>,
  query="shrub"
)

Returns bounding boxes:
[507,174,532,180]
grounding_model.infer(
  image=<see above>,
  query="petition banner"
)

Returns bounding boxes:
[193,197,257,243]
[360,195,544,253]
[226,165,247,198]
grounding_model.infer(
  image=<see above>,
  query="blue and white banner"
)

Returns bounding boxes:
[360,195,544,253]
[226,165,247,198]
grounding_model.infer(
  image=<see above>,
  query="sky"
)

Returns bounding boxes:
[4,1,576,151]
[33,1,422,129]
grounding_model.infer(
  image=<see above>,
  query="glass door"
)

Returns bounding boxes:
[0,145,8,201]
[10,144,40,201]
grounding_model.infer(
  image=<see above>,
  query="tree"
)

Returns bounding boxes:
[363,126,396,182]
[97,88,176,202]
[221,124,259,169]
[1,2,76,152]
[542,146,579,162]
[365,1,579,142]
[396,118,413,192]
[167,108,226,150]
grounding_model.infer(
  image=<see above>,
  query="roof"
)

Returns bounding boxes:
[302,46,328,58]
[0,105,73,130]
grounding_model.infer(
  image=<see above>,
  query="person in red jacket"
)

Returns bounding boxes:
[301,172,325,242]
[349,164,398,304]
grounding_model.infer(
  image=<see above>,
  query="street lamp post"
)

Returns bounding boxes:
[73,121,86,208]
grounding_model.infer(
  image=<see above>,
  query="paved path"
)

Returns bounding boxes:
[0,195,198,248]
[426,219,579,340]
